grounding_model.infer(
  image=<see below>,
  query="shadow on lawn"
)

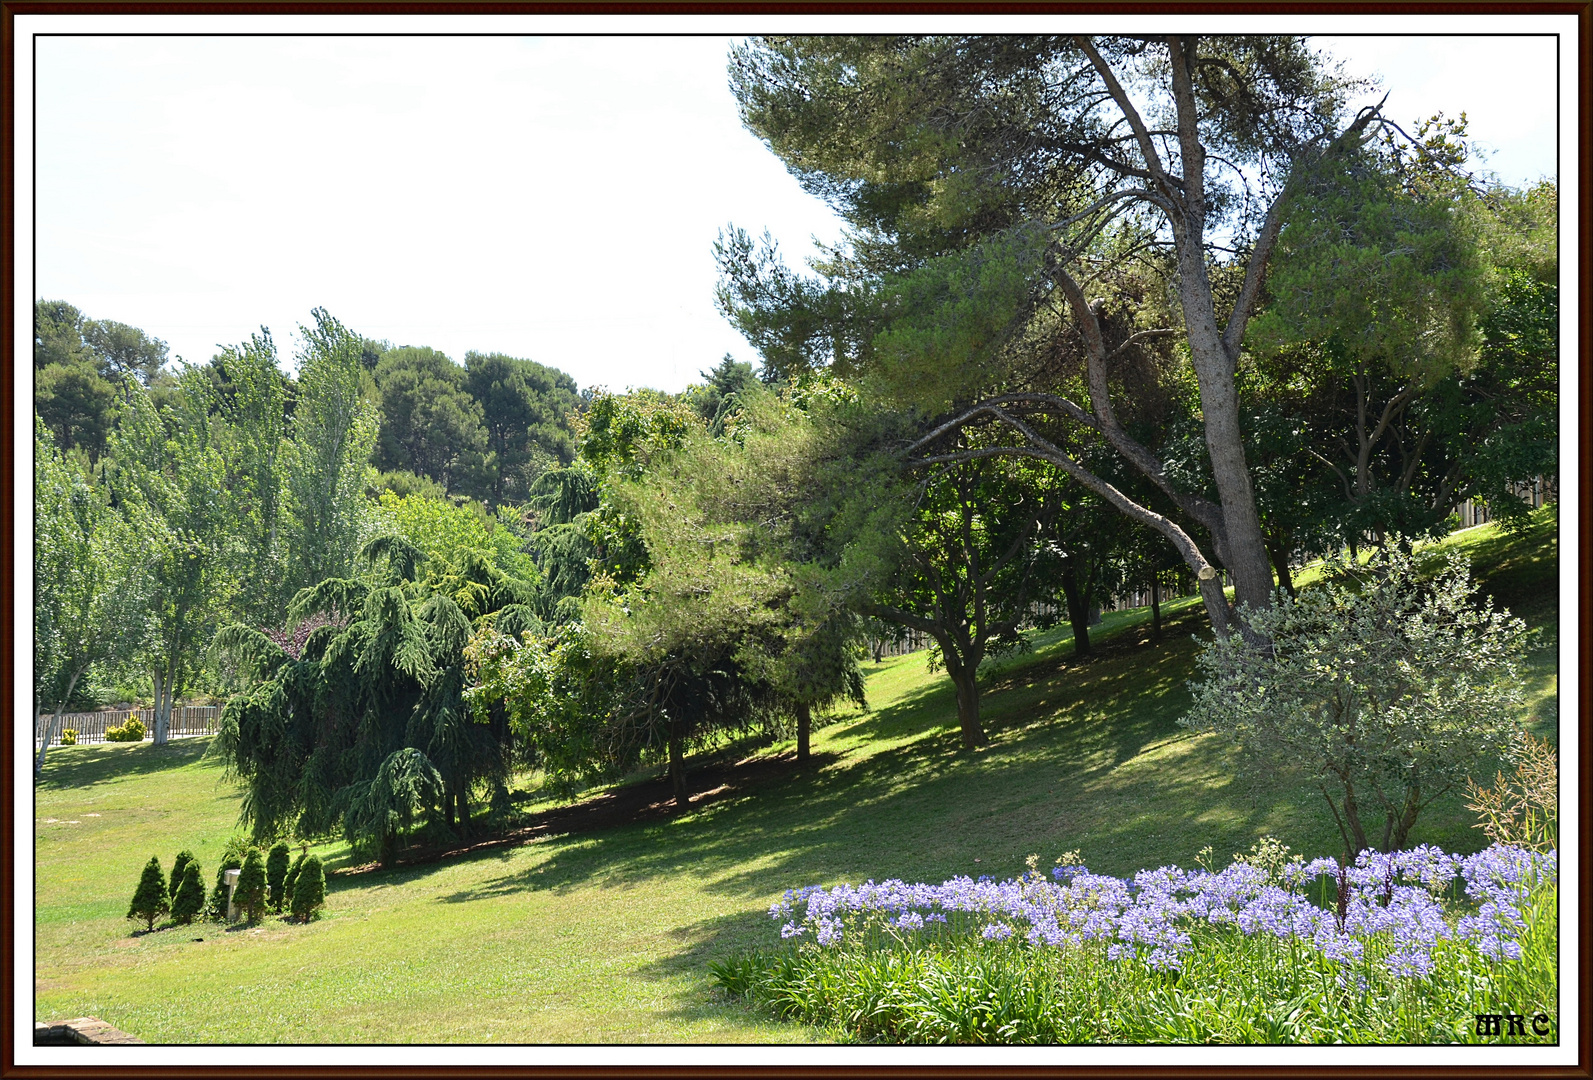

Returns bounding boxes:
[414,616,1218,910]
[35,736,217,791]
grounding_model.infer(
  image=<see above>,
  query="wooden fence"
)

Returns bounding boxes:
[36,706,221,748]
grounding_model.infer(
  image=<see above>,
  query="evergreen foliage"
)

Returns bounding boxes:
[236,848,268,923]
[265,842,291,912]
[169,850,196,900]
[126,856,169,932]
[207,835,252,920]
[170,862,205,925]
[282,849,307,910]
[215,520,535,861]
[290,855,327,921]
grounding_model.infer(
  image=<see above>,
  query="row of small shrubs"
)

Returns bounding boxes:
[127,840,325,933]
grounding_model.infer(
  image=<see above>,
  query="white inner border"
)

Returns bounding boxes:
[11,11,1581,1070]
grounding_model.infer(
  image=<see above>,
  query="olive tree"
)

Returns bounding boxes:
[1182,546,1530,854]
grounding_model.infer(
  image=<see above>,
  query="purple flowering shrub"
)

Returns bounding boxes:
[723,843,1557,1043]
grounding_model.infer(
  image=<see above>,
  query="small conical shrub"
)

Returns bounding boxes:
[265,842,291,912]
[126,856,169,932]
[170,850,196,901]
[171,862,205,925]
[289,855,326,922]
[236,848,268,924]
[282,849,307,911]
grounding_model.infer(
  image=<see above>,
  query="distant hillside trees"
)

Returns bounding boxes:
[373,346,581,505]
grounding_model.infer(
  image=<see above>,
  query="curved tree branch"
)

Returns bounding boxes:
[909,405,1233,633]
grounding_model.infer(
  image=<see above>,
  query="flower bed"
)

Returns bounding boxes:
[715,844,1557,1044]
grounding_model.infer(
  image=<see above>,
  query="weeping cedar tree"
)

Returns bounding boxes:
[1182,546,1529,855]
[720,35,1446,641]
[215,532,536,865]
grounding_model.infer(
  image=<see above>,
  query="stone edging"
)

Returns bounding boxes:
[34,1017,143,1045]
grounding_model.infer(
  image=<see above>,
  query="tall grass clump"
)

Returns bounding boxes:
[715,843,1556,1044]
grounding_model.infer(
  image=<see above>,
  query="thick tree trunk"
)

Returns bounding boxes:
[1266,539,1296,599]
[443,782,456,830]
[1341,786,1371,857]
[1163,38,1278,634]
[668,732,687,807]
[1149,573,1161,639]
[456,784,470,838]
[945,661,988,749]
[795,701,812,763]
[378,828,395,868]
[1059,570,1091,657]
[1384,783,1421,853]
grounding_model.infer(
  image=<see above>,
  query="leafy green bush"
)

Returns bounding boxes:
[126,856,168,932]
[1184,546,1529,854]
[236,849,268,923]
[105,716,147,742]
[170,862,205,925]
[290,855,326,922]
[265,842,291,912]
[59,729,76,746]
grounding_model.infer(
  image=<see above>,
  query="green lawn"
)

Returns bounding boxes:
[33,507,1559,1043]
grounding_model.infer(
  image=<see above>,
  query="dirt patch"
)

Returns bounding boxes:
[335,749,839,876]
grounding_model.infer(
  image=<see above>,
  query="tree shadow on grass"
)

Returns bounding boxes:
[414,622,1220,909]
[1458,506,1558,608]
[626,908,814,1035]
[35,737,218,791]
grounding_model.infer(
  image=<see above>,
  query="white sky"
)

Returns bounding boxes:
[28,32,1563,394]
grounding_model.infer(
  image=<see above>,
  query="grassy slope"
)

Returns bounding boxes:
[33,508,1559,1043]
